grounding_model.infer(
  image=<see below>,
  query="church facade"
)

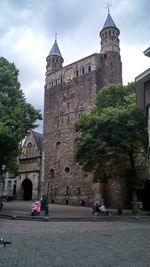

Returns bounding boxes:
[17,130,43,200]
[42,12,122,206]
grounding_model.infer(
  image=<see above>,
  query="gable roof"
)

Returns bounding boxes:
[32,131,43,153]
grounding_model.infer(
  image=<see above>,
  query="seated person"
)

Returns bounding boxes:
[99,204,109,215]
[92,203,99,215]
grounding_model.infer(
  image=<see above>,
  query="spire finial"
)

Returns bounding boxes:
[105,3,112,14]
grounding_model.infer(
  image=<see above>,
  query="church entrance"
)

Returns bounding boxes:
[22,178,33,200]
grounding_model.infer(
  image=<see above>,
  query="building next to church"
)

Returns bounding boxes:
[16,130,43,200]
[42,11,122,207]
[136,47,150,210]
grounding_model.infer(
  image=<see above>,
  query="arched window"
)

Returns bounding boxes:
[65,167,70,173]
[26,142,32,157]
[56,141,61,161]
[88,65,91,72]
[50,168,54,178]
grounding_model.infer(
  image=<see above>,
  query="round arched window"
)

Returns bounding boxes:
[65,167,70,173]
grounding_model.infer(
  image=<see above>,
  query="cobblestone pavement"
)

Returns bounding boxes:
[0,219,150,267]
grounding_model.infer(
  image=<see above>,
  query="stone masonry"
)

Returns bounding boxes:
[42,12,122,206]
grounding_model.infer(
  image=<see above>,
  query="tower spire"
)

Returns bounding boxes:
[46,35,64,74]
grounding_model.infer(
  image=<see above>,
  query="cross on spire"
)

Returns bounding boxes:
[54,32,57,42]
[105,3,112,14]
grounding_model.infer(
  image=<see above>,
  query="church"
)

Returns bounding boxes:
[41,11,122,206]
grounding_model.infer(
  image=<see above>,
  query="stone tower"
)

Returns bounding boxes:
[46,38,64,75]
[42,12,122,207]
[100,11,122,86]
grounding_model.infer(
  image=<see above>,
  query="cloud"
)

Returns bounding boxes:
[0,0,149,133]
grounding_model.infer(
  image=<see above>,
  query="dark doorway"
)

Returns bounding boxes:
[22,178,33,200]
[141,180,150,210]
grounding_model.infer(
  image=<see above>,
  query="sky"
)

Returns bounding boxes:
[0,0,150,132]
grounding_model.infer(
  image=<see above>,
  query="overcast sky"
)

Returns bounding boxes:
[0,0,150,132]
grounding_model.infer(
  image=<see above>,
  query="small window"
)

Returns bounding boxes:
[61,76,63,83]
[77,187,80,195]
[104,54,107,59]
[50,168,54,178]
[66,186,69,195]
[67,103,70,108]
[88,65,91,72]
[76,70,79,77]
[52,81,53,87]
[65,167,70,173]
[67,116,70,124]
[82,68,85,74]
[56,79,57,85]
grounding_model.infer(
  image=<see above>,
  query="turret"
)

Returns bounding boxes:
[46,38,64,75]
[100,12,120,54]
[100,10,122,85]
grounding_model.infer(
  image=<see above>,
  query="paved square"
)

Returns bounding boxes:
[0,219,150,266]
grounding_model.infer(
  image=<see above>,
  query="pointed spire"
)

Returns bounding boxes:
[49,40,63,59]
[103,13,116,29]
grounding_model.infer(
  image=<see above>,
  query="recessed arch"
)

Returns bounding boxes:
[22,178,33,200]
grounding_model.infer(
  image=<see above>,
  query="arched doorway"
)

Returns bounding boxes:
[22,178,33,200]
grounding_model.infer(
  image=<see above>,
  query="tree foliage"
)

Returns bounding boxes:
[75,83,148,192]
[0,57,42,172]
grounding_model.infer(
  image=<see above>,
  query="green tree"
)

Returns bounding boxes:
[0,57,42,172]
[75,83,148,212]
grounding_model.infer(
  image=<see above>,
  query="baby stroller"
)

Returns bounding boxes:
[31,201,41,216]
